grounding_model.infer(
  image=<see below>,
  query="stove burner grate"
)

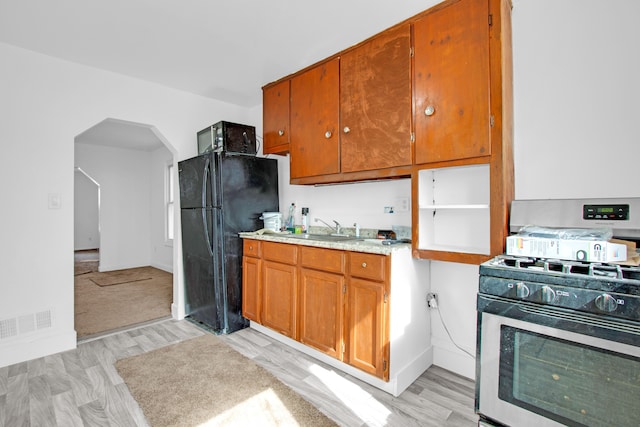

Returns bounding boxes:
[491,255,640,281]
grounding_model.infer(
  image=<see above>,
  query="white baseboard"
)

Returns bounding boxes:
[393,345,434,393]
[98,263,143,272]
[98,262,172,273]
[250,322,431,397]
[0,328,76,368]
[432,338,476,380]
[171,303,185,320]
[151,261,172,273]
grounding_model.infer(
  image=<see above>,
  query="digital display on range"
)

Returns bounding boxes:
[583,204,629,220]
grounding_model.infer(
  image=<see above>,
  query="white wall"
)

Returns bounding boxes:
[74,143,173,272]
[75,143,153,271]
[74,170,100,250]
[0,42,252,367]
[512,0,640,200]
[279,161,412,230]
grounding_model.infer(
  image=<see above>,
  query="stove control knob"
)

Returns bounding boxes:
[540,286,556,303]
[595,293,618,312]
[515,282,530,298]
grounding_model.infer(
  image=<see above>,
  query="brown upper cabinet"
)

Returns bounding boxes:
[262,80,290,155]
[414,0,491,164]
[262,0,514,248]
[340,24,412,173]
[290,58,341,179]
[263,26,413,184]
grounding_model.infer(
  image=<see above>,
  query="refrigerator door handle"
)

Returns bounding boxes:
[202,157,209,208]
[202,157,214,257]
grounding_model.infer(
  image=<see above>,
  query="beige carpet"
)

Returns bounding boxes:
[75,254,172,337]
[116,334,337,427]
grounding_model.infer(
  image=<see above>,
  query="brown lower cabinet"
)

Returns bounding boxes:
[260,242,297,338]
[242,239,390,381]
[347,278,387,379]
[241,239,262,323]
[298,267,344,359]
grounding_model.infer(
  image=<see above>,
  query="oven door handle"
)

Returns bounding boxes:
[477,294,640,346]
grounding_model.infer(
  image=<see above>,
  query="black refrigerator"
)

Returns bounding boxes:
[178,151,278,334]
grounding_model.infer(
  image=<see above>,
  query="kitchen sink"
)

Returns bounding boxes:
[282,233,362,242]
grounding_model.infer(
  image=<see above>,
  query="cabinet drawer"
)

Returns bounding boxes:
[349,253,387,282]
[263,241,298,265]
[300,246,345,274]
[243,239,261,258]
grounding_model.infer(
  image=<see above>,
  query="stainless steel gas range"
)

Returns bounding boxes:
[475,198,640,427]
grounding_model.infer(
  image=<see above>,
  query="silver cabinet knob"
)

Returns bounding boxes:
[361,262,367,268]
[278,129,284,136]
[325,131,332,139]
[424,105,435,116]
[343,126,351,134]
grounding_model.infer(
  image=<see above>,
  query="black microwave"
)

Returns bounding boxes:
[197,121,257,155]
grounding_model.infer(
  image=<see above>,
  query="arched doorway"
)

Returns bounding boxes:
[73,118,179,339]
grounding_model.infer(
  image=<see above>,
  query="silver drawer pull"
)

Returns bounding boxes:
[424,105,435,116]
[325,130,332,139]
[278,129,285,136]
[362,262,367,268]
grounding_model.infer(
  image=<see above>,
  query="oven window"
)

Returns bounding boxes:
[498,325,639,427]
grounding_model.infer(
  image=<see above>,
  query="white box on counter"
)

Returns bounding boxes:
[506,235,627,262]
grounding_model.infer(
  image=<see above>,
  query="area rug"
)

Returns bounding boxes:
[115,334,337,427]
[90,267,153,287]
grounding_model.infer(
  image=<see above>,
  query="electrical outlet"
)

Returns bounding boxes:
[395,197,410,212]
[426,292,438,308]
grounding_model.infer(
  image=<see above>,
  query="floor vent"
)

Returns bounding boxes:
[0,309,53,340]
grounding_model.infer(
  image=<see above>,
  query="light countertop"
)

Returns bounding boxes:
[239,232,411,255]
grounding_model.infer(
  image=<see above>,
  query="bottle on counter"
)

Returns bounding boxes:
[301,207,309,234]
[286,203,295,231]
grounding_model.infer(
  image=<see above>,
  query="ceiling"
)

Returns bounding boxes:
[0,0,439,108]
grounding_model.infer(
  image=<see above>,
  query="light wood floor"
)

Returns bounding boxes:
[0,319,478,426]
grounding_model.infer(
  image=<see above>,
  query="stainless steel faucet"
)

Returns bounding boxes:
[315,218,343,235]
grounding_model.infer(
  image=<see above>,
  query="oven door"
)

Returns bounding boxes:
[477,294,640,427]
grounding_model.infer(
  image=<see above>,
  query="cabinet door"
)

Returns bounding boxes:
[340,25,412,173]
[241,256,261,322]
[262,260,297,338]
[346,278,388,380]
[290,58,340,178]
[414,0,491,164]
[263,80,290,155]
[298,268,344,359]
